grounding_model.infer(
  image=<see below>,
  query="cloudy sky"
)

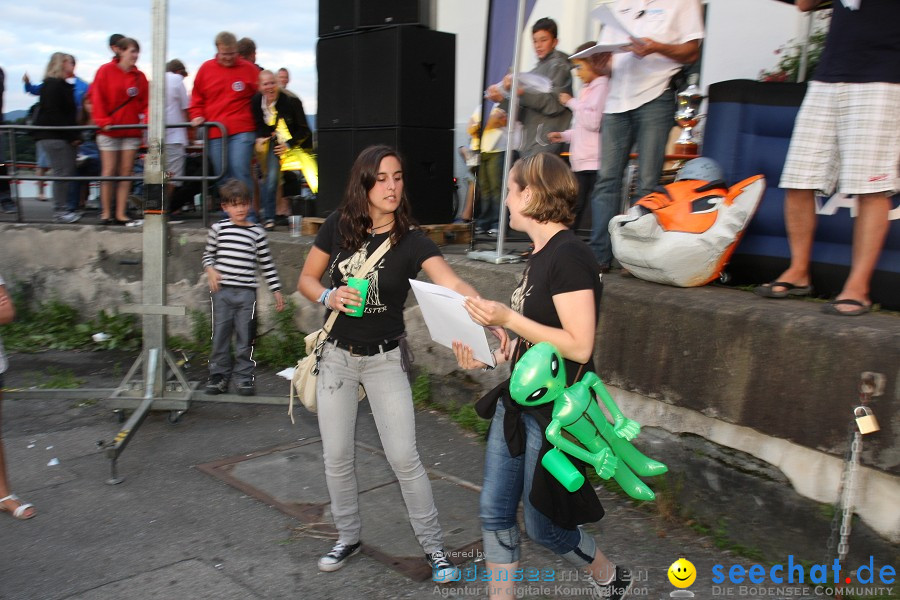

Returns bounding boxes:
[1,0,319,116]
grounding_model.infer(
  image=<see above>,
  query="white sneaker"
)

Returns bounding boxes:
[55,211,82,224]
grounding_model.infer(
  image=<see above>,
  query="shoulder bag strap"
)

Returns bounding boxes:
[321,236,393,335]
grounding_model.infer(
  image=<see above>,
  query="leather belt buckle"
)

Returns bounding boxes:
[348,345,366,357]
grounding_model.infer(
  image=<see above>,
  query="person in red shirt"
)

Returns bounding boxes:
[190,31,260,211]
[89,37,148,225]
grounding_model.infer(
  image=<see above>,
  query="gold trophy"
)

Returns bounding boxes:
[674,74,704,156]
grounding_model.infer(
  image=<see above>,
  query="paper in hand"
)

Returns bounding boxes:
[409,279,495,366]
[569,43,629,60]
[591,4,638,39]
[516,72,553,94]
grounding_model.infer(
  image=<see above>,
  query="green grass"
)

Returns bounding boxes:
[410,372,490,437]
[30,367,85,389]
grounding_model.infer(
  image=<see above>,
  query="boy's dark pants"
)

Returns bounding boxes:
[209,286,257,385]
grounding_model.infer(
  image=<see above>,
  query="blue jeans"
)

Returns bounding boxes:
[208,131,255,193]
[590,90,675,265]
[480,400,596,567]
[260,142,280,223]
[316,343,445,553]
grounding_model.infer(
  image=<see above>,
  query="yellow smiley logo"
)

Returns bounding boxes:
[668,558,697,588]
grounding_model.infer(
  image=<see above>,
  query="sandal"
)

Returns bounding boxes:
[821,298,871,317]
[0,494,36,520]
[754,281,812,299]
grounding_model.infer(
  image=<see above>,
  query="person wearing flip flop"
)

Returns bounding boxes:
[755,0,899,316]
[0,274,36,520]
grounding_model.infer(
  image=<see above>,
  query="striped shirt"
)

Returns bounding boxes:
[202,219,282,291]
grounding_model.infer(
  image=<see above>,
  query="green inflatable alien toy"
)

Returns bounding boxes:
[509,342,667,501]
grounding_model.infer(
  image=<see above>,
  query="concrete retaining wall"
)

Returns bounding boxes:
[1,223,897,557]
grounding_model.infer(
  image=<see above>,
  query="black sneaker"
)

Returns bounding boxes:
[318,541,361,572]
[426,549,460,584]
[589,566,633,599]
[237,381,255,396]
[205,374,229,395]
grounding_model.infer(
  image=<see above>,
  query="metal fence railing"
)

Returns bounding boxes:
[0,122,227,227]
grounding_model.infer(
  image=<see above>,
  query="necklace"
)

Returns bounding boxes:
[369,219,394,235]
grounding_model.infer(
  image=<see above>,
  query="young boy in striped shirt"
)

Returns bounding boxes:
[202,179,284,396]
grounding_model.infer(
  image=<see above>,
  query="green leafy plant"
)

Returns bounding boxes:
[254,299,307,368]
[0,286,139,352]
[759,12,830,83]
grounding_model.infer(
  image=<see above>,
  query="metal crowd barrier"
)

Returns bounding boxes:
[0,122,227,227]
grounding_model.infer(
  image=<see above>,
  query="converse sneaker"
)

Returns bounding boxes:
[589,566,633,599]
[205,374,229,395]
[426,549,460,584]
[318,541,361,572]
[237,381,255,396]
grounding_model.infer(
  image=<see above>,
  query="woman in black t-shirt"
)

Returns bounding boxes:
[297,145,503,583]
[452,153,631,599]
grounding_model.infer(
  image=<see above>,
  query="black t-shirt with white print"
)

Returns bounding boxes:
[510,228,603,381]
[314,211,442,346]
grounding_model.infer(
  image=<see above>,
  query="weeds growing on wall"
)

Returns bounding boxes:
[168,300,307,369]
[1,285,140,352]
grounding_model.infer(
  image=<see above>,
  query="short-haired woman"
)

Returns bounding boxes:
[452,152,632,599]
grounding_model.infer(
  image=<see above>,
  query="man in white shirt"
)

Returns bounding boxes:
[589,0,704,270]
[164,59,191,205]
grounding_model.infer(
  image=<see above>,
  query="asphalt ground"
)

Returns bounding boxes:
[1,345,850,600]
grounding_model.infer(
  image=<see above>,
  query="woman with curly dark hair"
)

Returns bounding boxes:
[297,145,506,583]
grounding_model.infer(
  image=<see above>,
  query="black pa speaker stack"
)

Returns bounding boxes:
[317,0,456,223]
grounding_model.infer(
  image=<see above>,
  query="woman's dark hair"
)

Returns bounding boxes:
[338,145,416,251]
[510,152,577,226]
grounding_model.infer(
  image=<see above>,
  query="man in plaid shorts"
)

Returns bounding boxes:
[755,0,899,316]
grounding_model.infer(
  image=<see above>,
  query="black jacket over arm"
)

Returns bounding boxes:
[251,91,313,151]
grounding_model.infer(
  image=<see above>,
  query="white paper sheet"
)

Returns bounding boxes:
[591,4,638,39]
[569,42,629,60]
[516,72,553,93]
[409,279,495,366]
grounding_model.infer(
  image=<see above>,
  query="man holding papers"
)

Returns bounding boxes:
[589,0,704,272]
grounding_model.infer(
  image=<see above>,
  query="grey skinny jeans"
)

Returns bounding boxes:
[316,343,445,553]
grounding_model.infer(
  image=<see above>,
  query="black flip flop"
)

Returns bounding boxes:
[821,298,871,316]
[754,281,813,299]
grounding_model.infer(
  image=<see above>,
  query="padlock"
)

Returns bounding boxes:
[854,406,880,435]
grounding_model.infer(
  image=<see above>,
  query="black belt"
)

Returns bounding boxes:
[328,338,399,357]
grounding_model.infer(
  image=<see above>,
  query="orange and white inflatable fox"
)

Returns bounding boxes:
[610,158,765,287]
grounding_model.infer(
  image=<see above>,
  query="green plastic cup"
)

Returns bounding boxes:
[541,448,584,492]
[346,277,369,318]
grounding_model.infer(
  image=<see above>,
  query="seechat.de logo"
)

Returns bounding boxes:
[711,555,896,586]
